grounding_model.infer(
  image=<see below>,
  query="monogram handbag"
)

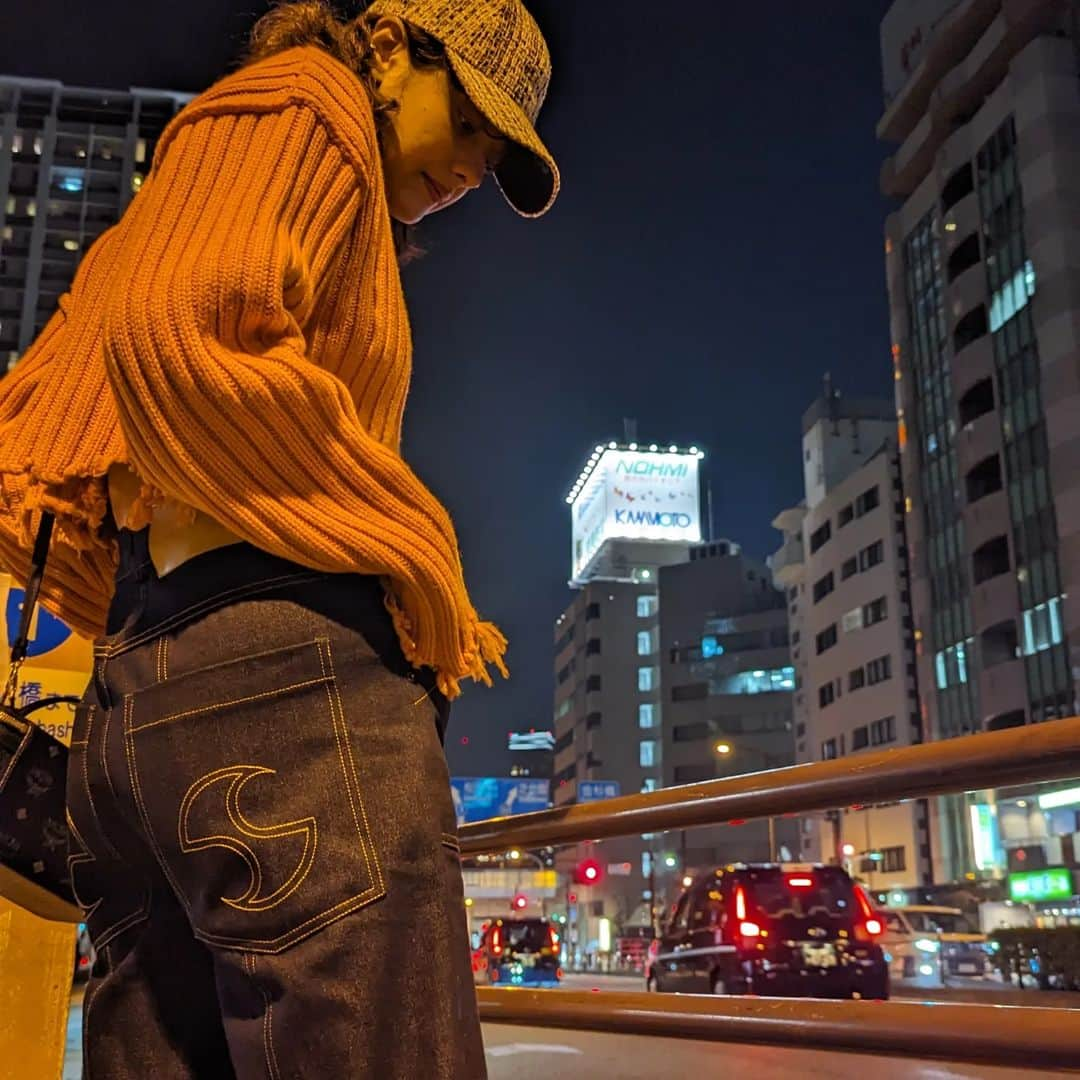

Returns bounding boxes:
[0,510,82,921]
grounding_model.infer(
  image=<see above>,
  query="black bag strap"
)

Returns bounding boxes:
[2,511,54,707]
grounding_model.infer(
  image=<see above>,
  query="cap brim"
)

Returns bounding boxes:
[446,52,560,218]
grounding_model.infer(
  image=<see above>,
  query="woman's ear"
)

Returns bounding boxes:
[368,15,411,77]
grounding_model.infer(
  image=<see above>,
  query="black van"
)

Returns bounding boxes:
[645,863,889,999]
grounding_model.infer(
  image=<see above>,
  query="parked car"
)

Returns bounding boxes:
[477,918,563,987]
[880,905,989,983]
[646,863,889,999]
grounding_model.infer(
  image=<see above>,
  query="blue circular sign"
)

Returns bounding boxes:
[5,589,73,657]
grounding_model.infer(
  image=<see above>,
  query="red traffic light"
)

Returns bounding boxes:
[574,858,603,886]
[511,893,528,911]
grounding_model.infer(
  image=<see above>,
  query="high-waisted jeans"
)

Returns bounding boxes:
[68,526,486,1078]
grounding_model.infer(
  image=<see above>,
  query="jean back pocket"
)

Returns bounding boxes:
[123,637,385,953]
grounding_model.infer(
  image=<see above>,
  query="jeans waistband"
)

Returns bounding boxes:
[106,529,378,646]
[103,524,452,767]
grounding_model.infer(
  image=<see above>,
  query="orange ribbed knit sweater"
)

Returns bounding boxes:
[0,46,507,699]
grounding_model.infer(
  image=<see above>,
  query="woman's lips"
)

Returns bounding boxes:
[422,173,448,205]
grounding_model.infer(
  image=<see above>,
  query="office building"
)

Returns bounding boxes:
[554,442,701,960]
[773,388,932,892]
[1,75,189,372]
[659,541,797,874]
[879,0,1080,883]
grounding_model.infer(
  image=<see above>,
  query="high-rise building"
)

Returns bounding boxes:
[554,443,702,961]
[879,0,1080,883]
[1,75,189,372]
[659,541,796,874]
[773,387,931,893]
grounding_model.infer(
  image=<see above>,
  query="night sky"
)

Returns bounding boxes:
[4,1,897,776]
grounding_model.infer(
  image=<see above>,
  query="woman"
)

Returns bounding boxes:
[0,0,558,1075]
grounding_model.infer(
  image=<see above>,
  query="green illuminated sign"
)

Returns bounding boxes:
[1008,868,1074,903]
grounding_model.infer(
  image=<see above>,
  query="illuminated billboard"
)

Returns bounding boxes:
[449,777,550,826]
[568,445,703,581]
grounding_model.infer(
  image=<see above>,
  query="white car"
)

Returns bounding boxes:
[880,905,989,985]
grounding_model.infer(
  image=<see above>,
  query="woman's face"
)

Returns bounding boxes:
[370,18,508,225]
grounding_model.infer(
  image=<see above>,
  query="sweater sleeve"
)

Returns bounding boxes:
[100,104,505,697]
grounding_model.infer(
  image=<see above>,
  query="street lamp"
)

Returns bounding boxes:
[715,742,732,756]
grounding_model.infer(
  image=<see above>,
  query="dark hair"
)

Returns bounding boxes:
[242,1,449,265]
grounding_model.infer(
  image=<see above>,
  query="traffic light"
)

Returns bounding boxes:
[574,858,603,886]
[511,893,528,911]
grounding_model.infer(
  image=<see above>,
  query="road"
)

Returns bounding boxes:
[482,1022,1074,1079]
[64,977,1080,1079]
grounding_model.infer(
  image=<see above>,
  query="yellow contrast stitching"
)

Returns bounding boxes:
[123,696,196,918]
[320,638,385,897]
[177,765,317,912]
[78,706,121,862]
[99,698,119,808]
[440,833,461,853]
[127,675,332,734]
[250,953,282,1080]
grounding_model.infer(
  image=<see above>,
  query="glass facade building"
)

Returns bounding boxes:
[0,76,189,372]
[880,1,1080,882]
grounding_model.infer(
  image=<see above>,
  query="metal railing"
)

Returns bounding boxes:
[463,716,1080,1068]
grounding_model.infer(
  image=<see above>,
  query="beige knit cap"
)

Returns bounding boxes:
[365,0,559,217]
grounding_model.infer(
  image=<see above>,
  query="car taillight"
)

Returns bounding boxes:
[739,921,762,938]
[556,968,564,980]
[735,886,747,921]
[549,926,560,950]
[79,956,90,968]
[492,927,502,956]
[853,885,883,938]
[787,876,813,888]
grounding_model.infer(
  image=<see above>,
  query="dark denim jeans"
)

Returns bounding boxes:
[68,527,486,1078]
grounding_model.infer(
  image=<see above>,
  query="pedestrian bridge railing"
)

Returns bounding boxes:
[462,716,1080,1070]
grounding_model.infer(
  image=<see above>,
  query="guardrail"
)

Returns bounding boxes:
[463,716,1080,1068]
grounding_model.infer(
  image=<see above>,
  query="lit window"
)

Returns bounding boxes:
[989,260,1036,332]
[639,740,656,768]
[641,778,659,793]
[636,595,657,618]
[638,704,656,729]
[701,635,723,658]
[11,133,22,154]
[638,667,654,692]
[135,137,147,164]
[637,630,653,656]
[1023,596,1064,656]
[711,667,795,695]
